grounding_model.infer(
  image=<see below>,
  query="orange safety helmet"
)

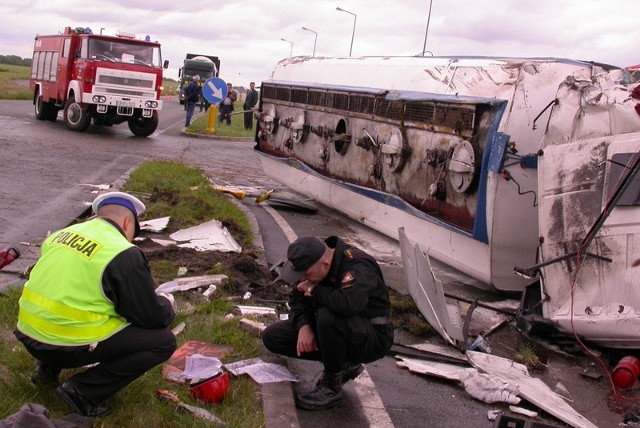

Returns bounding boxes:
[189,371,229,404]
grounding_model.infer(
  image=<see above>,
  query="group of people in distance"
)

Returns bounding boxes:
[183,77,259,130]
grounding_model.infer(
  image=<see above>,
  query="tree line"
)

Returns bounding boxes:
[0,55,31,67]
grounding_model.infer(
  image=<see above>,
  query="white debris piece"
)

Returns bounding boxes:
[176,275,227,288]
[181,354,223,384]
[467,351,598,428]
[156,275,228,294]
[202,284,217,299]
[79,183,111,191]
[458,368,521,404]
[139,216,170,232]
[239,318,266,334]
[487,410,502,421]
[224,358,298,383]
[170,220,242,253]
[509,405,538,418]
[171,322,186,336]
[150,238,177,246]
[396,356,467,381]
[408,342,467,363]
[554,381,574,402]
[235,305,277,316]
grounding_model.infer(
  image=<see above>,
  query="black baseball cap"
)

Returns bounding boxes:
[276,236,325,284]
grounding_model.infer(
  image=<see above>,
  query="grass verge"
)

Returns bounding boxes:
[0,64,31,100]
[124,160,253,248]
[0,160,266,427]
[187,101,256,138]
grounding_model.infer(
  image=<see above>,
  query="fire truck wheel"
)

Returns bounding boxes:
[128,111,159,137]
[64,96,91,132]
[35,95,51,121]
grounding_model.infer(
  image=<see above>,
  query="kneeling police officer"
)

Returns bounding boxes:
[14,192,176,417]
[262,236,394,410]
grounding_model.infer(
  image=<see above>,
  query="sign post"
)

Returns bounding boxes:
[202,77,228,134]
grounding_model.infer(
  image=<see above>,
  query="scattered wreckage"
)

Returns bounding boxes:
[254,55,640,349]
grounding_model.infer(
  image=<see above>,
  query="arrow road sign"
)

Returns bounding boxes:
[202,77,228,104]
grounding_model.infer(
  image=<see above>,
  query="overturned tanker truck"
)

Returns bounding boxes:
[254,56,640,348]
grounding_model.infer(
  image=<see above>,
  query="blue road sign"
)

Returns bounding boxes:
[202,77,227,104]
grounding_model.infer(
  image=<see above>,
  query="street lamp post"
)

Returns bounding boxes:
[280,38,293,57]
[336,7,356,57]
[301,27,318,57]
[422,0,433,56]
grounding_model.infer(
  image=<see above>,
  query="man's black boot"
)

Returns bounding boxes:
[56,381,111,417]
[296,371,344,411]
[342,363,364,385]
[31,361,61,387]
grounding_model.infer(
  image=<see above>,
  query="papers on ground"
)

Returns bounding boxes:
[224,358,298,384]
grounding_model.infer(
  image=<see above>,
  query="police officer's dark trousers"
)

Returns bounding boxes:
[18,325,176,405]
[262,307,393,373]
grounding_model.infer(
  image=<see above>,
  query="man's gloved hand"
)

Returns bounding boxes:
[158,292,176,311]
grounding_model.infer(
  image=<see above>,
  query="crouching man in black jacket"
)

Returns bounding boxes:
[262,236,394,411]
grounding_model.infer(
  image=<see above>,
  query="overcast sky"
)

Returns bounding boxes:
[1,0,638,87]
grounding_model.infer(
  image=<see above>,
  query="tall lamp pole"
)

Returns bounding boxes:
[280,38,293,57]
[301,27,318,57]
[422,0,433,56]
[336,7,356,57]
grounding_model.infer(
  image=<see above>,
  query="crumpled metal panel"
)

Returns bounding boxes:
[537,67,640,347]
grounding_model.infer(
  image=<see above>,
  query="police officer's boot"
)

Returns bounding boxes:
[342,362,364,385]
[295,371,344,411]
[32,361,61,387]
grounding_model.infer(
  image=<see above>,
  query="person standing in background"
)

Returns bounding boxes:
[243,82,259,130]
[183,75,201,128]
[218,82,237,126]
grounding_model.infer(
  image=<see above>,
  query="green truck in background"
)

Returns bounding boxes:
[178,53,220,104]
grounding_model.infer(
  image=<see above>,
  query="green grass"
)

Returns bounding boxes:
[161,80,179,97]
[123,160,253,247]
[0,161,265,427]
[389,289,435,337]
[0,64,31,100]
[187,101,256,138]
[515,341,547,371]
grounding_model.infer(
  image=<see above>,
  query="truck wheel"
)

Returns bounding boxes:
[64,96,91,132]
[128,111,158,137]
[35,94,51,121]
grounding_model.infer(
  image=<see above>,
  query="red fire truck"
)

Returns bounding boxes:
[29,26,168,137]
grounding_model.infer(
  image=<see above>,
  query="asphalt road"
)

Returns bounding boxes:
[0,98,626,428]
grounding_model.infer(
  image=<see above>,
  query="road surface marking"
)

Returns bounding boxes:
[353,368,395,427]
[262,204,298,243]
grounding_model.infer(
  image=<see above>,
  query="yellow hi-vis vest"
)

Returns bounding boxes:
[17,218,133,345]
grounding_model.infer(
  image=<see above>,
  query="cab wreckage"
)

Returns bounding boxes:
[254,55,640,349]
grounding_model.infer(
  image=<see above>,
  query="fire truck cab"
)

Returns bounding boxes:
[29,26,168,137]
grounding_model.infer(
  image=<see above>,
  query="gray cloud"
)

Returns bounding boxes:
[1,0,638,86]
